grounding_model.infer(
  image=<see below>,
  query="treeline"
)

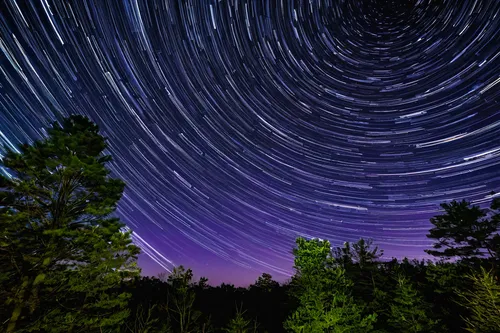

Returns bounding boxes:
[1,116,500,332]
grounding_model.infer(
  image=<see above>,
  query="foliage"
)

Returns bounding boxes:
[425,198,500,260]
[457,267,500,333]
[420,261,470,333]
[284,238,376,333]
[2,114,500,333]
[160,266,212,333]
[251,273,280,293]
[351,239,383,269]
[0,115,140,332]
[125,304,160,333]
[116,196,500,333]
[224,304,259,333]
[388,274,437,333]
[332,239,385,325]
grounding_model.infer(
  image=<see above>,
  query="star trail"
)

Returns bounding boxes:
[0,0,499,286]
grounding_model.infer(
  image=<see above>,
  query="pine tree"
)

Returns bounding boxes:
[284,238,376,333]
[251,273,280,293]
[161,266,211,333]
[0,115,140,332]
[457,267,500,332]
[424,261,470,333]
[224,304,259,333]
[388,274,437,333]
[351,239,383,270]
[425,198,500,260]
[332,239,384,324]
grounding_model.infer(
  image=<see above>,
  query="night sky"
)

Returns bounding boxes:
[0,0,499,286]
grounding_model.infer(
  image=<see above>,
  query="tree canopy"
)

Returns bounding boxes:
[0,115,140,332]
[425,197,500,260]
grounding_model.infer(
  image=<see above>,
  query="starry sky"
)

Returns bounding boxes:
[0,0,499,286]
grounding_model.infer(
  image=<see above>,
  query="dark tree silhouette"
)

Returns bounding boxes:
[425,198,500,261]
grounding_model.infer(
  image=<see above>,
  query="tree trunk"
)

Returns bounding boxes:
[7,276,30,333]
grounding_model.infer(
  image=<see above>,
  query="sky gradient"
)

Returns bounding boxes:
[0,0,499,286]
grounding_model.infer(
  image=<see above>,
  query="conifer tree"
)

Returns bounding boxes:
[425,198,500,260]
[457,267,500,333]
[388,274,437,333]
[0,115,140,332]
[224,304,259,333]
[423,261,470,332]
[332,239,384,322]
[161,265,211,333]
[284,238,376,333]
[251,273,280,293]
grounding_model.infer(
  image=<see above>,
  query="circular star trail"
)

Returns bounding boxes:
[0,0,499,285]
